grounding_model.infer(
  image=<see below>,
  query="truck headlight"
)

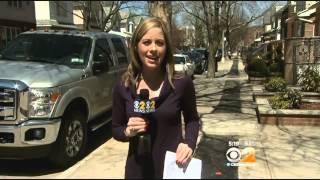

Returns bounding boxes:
[29,88,61,118]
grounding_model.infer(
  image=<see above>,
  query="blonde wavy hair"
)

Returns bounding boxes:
[121,17,176,89]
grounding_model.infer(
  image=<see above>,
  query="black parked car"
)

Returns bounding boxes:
[182,51,205,74]
[194,48,209,72]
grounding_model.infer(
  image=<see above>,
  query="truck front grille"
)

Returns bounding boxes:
[0,88,16,121]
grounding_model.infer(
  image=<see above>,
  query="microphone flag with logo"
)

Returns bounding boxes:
[134,89,155,114]
[133,89,155,156]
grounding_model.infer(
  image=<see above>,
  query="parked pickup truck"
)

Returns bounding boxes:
[0,30,129,167]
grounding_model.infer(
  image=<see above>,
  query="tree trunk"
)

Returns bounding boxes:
[83,1,92,31]
[202,1,215,78]
[149,1,172,36]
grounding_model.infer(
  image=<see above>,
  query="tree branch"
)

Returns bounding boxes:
[179,2,207,25]
[53,1,84,20]
[229,14,264,32]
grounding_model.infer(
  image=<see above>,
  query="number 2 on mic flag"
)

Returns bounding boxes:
[134,100,156,113]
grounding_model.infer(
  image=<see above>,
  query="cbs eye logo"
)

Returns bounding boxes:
[226,147,241,163]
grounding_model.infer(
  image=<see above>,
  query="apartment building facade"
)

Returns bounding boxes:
[0,1,36,50]
[35,1,77,30]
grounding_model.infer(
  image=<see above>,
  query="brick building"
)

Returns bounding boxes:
[243,26,264,48]
[0,1,36,50]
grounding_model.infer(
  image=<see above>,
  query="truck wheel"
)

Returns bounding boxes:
[49,109,87,168]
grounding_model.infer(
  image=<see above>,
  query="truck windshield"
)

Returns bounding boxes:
[0,34,92,69]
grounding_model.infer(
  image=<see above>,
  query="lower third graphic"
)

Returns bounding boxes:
[226,147,256,167]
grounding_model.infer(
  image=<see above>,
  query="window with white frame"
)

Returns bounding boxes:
[7,1,22,8]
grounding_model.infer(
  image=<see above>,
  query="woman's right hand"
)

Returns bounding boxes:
[124,117,148,137]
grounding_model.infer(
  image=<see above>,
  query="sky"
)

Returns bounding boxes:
[247,1,288,26]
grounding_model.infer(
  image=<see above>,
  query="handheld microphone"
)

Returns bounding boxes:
[133,89,155,156]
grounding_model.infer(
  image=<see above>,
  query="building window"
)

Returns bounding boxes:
[62,2,67,17]
[8,1,22,8]
[56,2,61,16]
[13,1,17,8]
[6,27,11,42]
[296,1,306,12]
[55,2,68,17]
[0,27,6,50]
[296,21,305,37]
[0,27,22,49]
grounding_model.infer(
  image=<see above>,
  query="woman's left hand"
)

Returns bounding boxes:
[176,143,193,166]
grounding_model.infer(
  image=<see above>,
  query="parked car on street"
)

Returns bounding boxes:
[0,29,129,168]
[174,54,195,78]
[194,48,209,71]
[182,51,205,74]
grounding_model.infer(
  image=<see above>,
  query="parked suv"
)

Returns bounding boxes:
[0,30,129,167]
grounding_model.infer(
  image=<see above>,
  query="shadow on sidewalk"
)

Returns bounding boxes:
[214,59,244,114]
[195,59,249,179]
[213,80,242,113]
[195,134,239,179]
[226,59,239,78]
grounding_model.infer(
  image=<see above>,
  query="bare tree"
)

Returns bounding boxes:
[179,1,220,78]
[179,2,206,48]
[220,1,277,54]
[201,1,222,78]
[178,1,276,78]
[82,1,127,31]
[171,21,185,52]
[148,1,172,36]
[63,1,143,32]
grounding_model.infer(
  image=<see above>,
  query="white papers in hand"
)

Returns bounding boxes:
[163,151,202,179]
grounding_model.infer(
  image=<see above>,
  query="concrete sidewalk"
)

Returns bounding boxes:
[57,58,320,179]
[195,58,320,179]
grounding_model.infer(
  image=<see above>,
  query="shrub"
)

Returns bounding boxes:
[269,88,302,109]
[298,66,320,92]
[269,95,291,109]
[246,58,269,77]
[264,77,287,92]
[269,61,284,73]
[262,52,273,66]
